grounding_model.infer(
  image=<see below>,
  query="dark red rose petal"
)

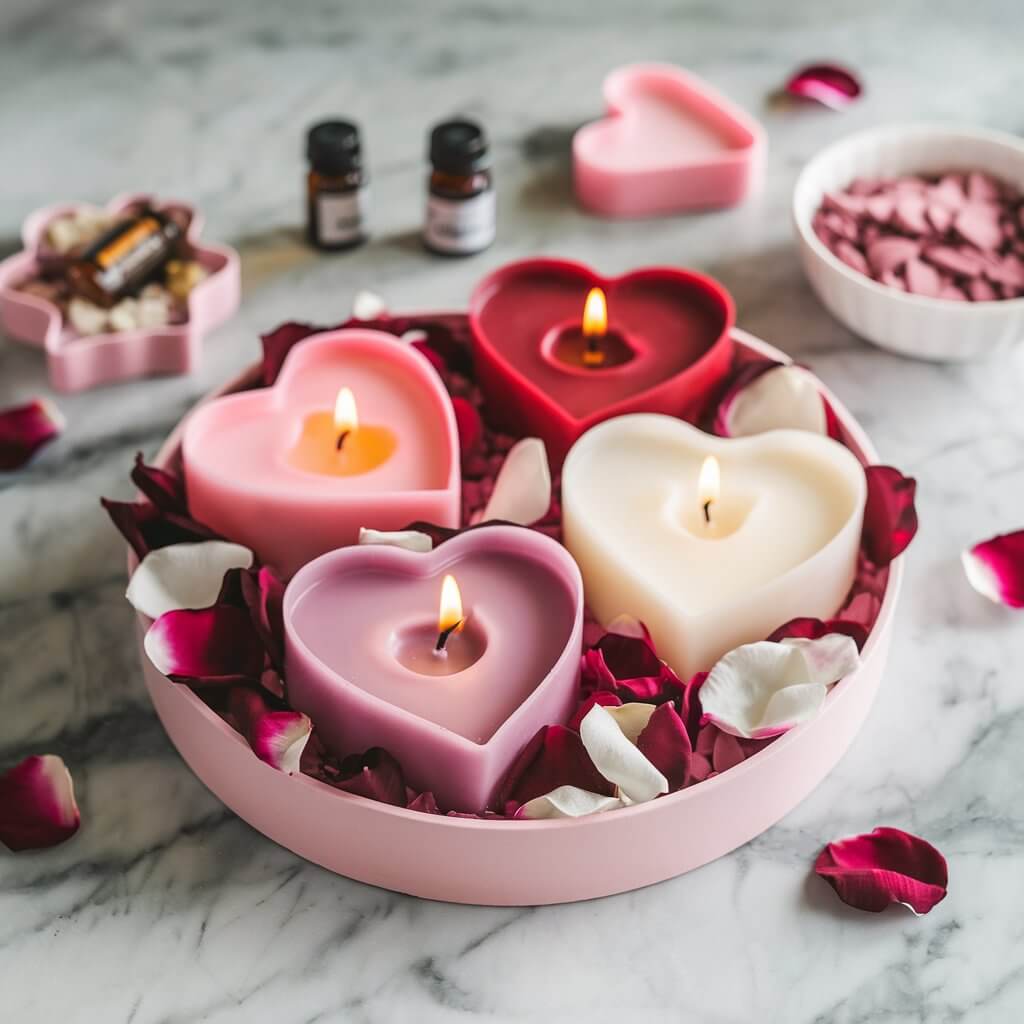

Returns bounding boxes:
[0,398,64,471]
[815,827,948,914]
[497,724,613,810]
[144,605,264,685]
[637,703,692,791]
[451,396,483,459]
[767,616,870,651]
[130,452,187,513]
[862,466,918,567]
[332,748,406,806]
[963,530,1024,608]
[228,687,311,774]
[568,691,622,732]
[0,755,80,852]
[784,63,863,110]
[239,566,286,669]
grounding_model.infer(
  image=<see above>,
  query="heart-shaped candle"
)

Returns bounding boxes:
[284,525,584,812]
[562,415,866,678]
[573,64,765,218]
[182,329,460,578]
[469,258,734,466]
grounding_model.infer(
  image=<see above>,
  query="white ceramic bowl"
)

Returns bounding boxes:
[793,123,1024,362]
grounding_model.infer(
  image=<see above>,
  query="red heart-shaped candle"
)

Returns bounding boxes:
[284,525,584,812]
[469,258,734,465]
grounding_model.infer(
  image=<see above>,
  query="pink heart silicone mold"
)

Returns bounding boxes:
[0,193,240,392]
[573,63,766,218]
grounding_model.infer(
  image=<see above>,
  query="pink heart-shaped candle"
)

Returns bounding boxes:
[469,258,734,465]
[284,525,584,812]
[573,64,766,218]
[182,329,460,578]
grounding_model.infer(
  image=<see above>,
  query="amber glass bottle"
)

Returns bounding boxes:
[68,209,181,307]
[306,120,368,251]
[423,119,495,256]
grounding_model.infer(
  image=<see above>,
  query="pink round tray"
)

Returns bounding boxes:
[136,327,901,905]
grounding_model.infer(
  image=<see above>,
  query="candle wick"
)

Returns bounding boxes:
[702,499,713,525]
[582,334,605,368]
[435,619,464,652]
[335,430,351,452]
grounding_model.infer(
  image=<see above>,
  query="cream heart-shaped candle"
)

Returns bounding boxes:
[562,415,866,678]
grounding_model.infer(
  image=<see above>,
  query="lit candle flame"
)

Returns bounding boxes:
[582,287,607,367]
[698,455,720,526]
[435,574,465,652]
[334,387,358,450]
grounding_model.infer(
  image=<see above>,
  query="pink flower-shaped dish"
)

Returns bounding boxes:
[130,326,902,905]
[0,193,240,392]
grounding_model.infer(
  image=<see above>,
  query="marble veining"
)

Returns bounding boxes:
[2,0,1024,1020]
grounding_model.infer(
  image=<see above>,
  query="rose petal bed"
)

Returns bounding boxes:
[126,323,903,905]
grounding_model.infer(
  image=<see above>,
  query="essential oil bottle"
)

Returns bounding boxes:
[68,209,182,307]
[423,118,495,256]
[306,120,369,251]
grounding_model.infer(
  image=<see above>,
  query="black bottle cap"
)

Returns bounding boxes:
[429,118,490,176]
[307,120,362,174]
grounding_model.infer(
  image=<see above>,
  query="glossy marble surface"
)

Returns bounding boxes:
[2,1,1024,1020]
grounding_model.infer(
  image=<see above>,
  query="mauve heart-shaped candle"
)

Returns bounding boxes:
[562,415,866,678]
[182,329,460,578]
[284,525,584,812]
[470,258,734,466]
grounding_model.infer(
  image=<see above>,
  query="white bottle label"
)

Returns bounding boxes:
[424,191,496,254]
[317,189,368,245]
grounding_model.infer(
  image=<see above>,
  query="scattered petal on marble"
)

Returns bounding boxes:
[498,725,613,810]
[784,63,863,109]
[228,688,312,775]
[351,290,387,321]
[716,363,827,437]
[700,634,861,739]
[331,748,406,806]
[478,437,551,526]
[0,755,80,852]
[125,541,253,619]
[358,527,434,553]
[144,605,264,685]
[862,466,919,567]
[518,786,624,819]
[815,827,948,914]
[0,398,64,471]
[579,704,668,804]
[962,530,1024,608]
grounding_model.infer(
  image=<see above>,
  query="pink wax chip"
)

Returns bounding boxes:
[905,257,942,297]
[824,211,859,242]
[879,269,906,291]
[938,281,967,301]
[955,202,1003,251]
[984,253,1024,288]
[968,277,997,301]
[823,192,867,218]
[867,236,920,274]
[834,240,869,275]
[865,196,894,223]
[848,178,881,197]
[893,177,927,195]
[931,175,966,209]
[894,195,929,234]
[926,204,954,235]
[923,245,984,278]
[966,171,1000,203]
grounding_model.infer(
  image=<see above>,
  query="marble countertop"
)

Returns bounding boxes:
[3,1,1024,1020]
